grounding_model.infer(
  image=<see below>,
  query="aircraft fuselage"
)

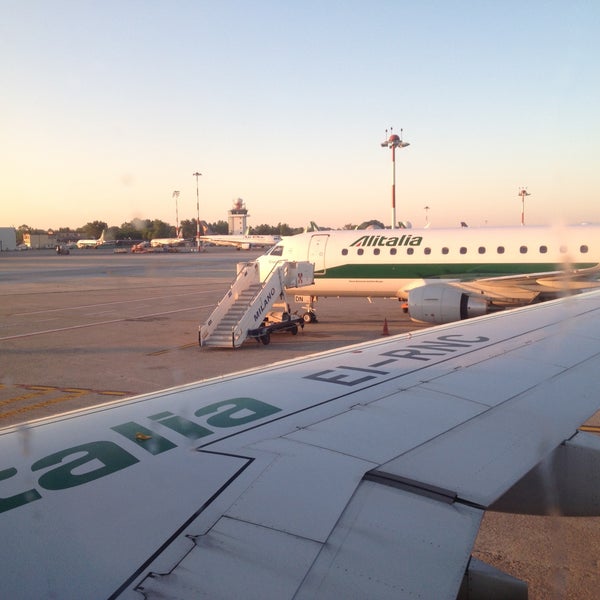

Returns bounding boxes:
[258,225,600,299]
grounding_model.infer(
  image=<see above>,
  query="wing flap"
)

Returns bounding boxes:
[457,264,600,297]
[379,345,600,507]
[138,517,323,599]
[295,481,482,599]
[139,481,482,600]
[225,437,375,542]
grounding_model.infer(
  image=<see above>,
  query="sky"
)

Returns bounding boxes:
[2,1,599,231]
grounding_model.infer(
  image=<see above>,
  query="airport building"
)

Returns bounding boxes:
[23,232,58,249]
[228,198,248,234]
[0,227,17,251]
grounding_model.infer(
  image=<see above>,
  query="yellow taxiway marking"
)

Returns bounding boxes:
[0,385,130,420]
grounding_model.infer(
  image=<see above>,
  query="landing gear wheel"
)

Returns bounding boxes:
[259,332,271,345]
[303,311,317,324]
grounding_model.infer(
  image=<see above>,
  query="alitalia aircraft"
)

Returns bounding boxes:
[200,231,281,250]
[258,224,600,323]
[2,290,600,598]
[76,229,106,249]
[150,235,187,248]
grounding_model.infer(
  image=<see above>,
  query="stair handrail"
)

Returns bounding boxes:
[231,262,289,342]
[199,261,262,346]
[200,259,315,348]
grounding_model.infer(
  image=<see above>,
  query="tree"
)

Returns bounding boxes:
[357,219,385,230]
[81,221,108,238]
[117,221,142,240]
[251,223,275,235]
[208,220,228,234]
[180,219,198,238]
[106,226,121,240]
[277,223,303,236]
[148,219,175,240]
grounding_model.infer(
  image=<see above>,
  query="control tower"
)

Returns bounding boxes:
[228,198,248,234]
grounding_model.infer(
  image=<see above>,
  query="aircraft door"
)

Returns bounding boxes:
[308,234,329,273]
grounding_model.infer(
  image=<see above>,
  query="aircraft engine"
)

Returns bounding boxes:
[407,284,489,324]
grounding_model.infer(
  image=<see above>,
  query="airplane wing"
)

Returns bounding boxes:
[199,235,244,248]
[3,290,600,598]
[453,264,600,302]
[199,235,279,249]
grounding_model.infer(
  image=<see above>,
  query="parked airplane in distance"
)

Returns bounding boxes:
[258,224,600,323]
[150,236,187,248]
[200,227,281,250]
[76,230,106,249]
[2,290,600,598]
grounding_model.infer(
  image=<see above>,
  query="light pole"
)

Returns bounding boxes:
[193,172,202,250]
[173,190,180,237]
[518,187,530,226]
[381,127,409,228]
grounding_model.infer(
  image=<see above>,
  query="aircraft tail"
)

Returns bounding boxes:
[199,221,212,235]
[304,222,321,233]
[99,230,106,243]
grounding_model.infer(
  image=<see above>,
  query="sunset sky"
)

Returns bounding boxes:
[2,1,599,231]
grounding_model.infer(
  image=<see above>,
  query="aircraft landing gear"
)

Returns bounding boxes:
[297,295,319,324]
[302,311,317,323]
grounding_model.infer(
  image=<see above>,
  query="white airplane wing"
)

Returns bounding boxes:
[199,235,244,248]
[200,235,279,249]
[454,264,600,300]
[3,290,600,598]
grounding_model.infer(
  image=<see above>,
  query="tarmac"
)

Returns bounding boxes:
[1,246,599,598]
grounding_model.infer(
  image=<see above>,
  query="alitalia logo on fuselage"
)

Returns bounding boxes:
[350,234,423,247]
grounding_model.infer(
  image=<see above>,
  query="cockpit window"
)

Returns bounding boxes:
[269,245,284,256]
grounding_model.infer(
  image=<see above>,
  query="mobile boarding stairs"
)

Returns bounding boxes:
[199,260,314,348]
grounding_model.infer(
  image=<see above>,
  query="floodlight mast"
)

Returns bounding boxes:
[193,172,202,250]
[381,127,409,228]
[518,187,531,226]
[173,191,180,237]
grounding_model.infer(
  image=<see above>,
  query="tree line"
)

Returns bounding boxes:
[15,219,311,244]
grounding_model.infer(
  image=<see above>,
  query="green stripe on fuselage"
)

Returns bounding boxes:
[314,262,596,279]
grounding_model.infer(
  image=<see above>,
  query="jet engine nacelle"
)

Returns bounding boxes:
[407,284,489,324]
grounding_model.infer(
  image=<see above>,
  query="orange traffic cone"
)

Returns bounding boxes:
[381,318,390,336]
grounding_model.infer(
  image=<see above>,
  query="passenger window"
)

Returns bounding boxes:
[357,248,364,256]
[497,246,505,254]
[478,247,486,254]
[539,245,548,254]
[342,248,348,255]
[520,246,528,254]
[424,247,431,255]
[407,247,414,255]
[442,247,449,255]
[460,247,467,255]
[581,245,589,253]
[374,248,380,255]
[390,248,397,255]
[560,245,568,253]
